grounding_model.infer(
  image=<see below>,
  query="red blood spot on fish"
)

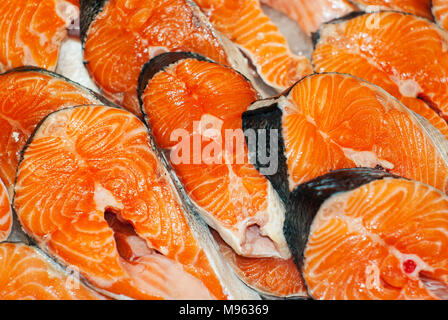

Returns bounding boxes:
[403,259,417,274]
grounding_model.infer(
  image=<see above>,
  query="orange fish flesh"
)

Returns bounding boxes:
[14,105,258,299]
[285,168,448,300]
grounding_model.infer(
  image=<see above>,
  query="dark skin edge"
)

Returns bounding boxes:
[79,0,108,45]
[284,168,399,296]
[242,103,290,204]
[2,66,119,108]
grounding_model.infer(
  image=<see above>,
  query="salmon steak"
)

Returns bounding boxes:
[243,73,448,201]
[138,52,289,259]
[260,0,356,36]
[350,0,433,19]
[285,168,448,300]
[80,0,257,116]
[0,0,78,72]
[0,180,12,242]
[313,11,448,138]
[212,230,307,298]
[0,67,104,197]
[193,0,312,91]
[138,52,306,297]
[433,0,448,31]
[0,243,103,300]
[13,104,258,300]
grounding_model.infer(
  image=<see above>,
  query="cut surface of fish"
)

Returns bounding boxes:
[260,0,356,36]
[313,11,448,137]
[350,0,433,19]
[80,0,235,116]
[0,68,103,197]
[285,168,448,300]
[212,230,307,298]
[139,52,290,259]
[13,104,248,300]
[0,243,103,300]
[194,0,312,91]
[0,180,12,242]
[242,73,448,201]
[0,0,78,72]
[433,0,448,31]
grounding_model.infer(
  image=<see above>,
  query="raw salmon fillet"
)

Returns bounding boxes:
[351,0,433,19]
[313,11,448,137]
[0,243,103,300]
[81,0,233,116]
[260,0,356,35]
[139,52,289,259]
[0,0,78,72]
[286,168,448,300]
[13,104,256,300]
[194,0,312,91]
[212,230,307,298]
[433,0,448,31]
[0,68,103,197]
[243,73,448,201]
[0,180,12,242]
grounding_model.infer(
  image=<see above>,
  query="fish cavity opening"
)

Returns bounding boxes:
[240,224,281,258]
[419,271,448,300]
[104,208,218,299]
[104,208,158,262]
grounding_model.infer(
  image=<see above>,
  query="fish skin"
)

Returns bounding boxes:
[0,67,105,198]
[0,0,78,72]
[242,103,290,203]
[13,104,257,300]
[139,52,290,260]
[0,242,104,300]
[287,170,448,300]
[243,73,448,200]
[193,0,313,91]
[139,52,306,298]
[312,11,448,134]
